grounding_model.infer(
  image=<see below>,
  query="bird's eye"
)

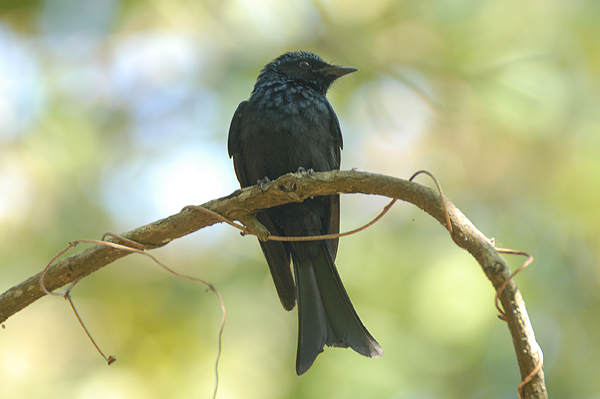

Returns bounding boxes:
[299,61,311,69]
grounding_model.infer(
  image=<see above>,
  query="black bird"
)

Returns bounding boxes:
[227,51,382,375]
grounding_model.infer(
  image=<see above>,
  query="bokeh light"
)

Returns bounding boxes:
[1,0,599,398]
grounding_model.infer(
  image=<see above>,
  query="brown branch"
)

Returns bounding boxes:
[0,169,547,398]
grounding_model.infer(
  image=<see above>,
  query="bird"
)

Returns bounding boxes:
[227,51,382,375]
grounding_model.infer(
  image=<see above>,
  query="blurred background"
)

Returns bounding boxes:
[1,0,598,398]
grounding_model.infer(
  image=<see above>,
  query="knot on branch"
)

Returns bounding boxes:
[277,176,299,193]
[270,173,304,202]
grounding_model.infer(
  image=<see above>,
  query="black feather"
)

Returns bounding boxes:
[227,51,382,375]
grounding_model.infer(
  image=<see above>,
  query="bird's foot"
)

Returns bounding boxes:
[295,167,314,177]
[257,176,271,191]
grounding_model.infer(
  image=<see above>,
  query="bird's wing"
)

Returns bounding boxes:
[326,194,340,259]
[227,99,296,311]
[228,101,250,186]
[327,102,343,152]
[257,213,296,310]
[325,103,343,259]
[228,101,246,158]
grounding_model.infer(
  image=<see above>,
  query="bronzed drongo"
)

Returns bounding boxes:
[227,51,382,375]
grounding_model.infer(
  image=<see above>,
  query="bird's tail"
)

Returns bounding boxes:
[294,242,383,375]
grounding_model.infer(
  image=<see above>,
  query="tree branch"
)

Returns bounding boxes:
[0,170,546,398]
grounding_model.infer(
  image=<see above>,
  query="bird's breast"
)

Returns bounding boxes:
[240,87,339,182]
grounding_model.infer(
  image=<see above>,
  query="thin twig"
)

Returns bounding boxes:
[492,248,540,399]
[39,236,226,399]
[408,170,453,237]
[493,248,534,319]
[518,349,544,399]
[267,198,397,242]
[66,290,116,365]
[40,242,80,296]
[183,197,397,243]
[182,205,250,234]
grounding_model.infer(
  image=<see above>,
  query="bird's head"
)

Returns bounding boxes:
[254,51,358,95]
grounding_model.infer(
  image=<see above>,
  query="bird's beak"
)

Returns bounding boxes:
[320,65,359,78]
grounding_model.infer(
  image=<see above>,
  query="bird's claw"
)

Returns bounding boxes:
[258,176,271,191]
[296,167,314,177]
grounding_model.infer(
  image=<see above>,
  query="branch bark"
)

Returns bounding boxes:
[0,170,546,398]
